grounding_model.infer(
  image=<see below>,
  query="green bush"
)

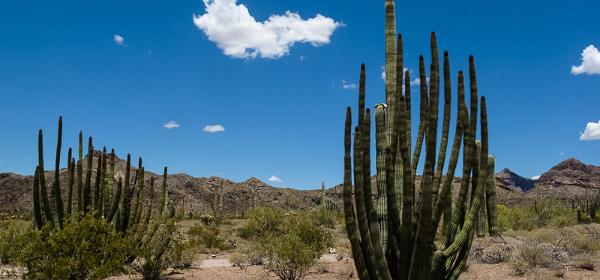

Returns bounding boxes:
[188,224,230,251]
[308,206,337,229]
[239,207,286,239]
[496,201,577,232]
[19,214,127,280]
[253,212,333,280]
[128,221,181,280]
[0,220,29,265]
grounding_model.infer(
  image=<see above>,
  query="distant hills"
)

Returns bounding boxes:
[1,155,599,216]
[495,168,536,192]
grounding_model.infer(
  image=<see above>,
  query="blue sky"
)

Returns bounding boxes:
[1,0,599,189]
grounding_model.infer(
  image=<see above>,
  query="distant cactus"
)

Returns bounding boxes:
[341,1,496,279]
[31,117,173,238]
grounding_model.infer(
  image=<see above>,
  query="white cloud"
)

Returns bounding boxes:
[113,34,124,45]
[163,121,180,129]
[341,80,357,90]
[192,0,342,59]
[410,78,430,86]
[559,152,565,156]
[381,66,426,87]
[580,120,600,140]
[531,175,540,180]
[268,175,282,183]
[203,124,225,133]
[571,45,600,75]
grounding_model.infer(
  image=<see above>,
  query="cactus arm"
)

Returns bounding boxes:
[433,51,452,203]
[83,137,93,212]
[93,149,102,213]
[33,166,44,229]
[119,154,131,232]
[384,0,397,113]
[133,167,145,226]
[342,108,370,280]
[66,150,74,216]
[375,104,388,249]
[130,159,143,225]
[98,148,107,217]
[159,167,168,217]
[467,57,480,208]
[52,116,64,228]
[362,110,392,280]
[432,99,464,238]
[104,149,115,217]
[411,56,429,179]
[353,126,381,279]
[107,178,122,223]
[139,176,154,235]
[486,156,497,235]
[37,129,53,226]
[77,131,83,212]
[410,33,440,280]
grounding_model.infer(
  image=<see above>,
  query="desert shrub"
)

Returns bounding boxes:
[188,224,230,252]
[229,252,249,269]
[567,236,600,253]
[239,207,286,239]
[309,206,337,229]
[0,220,29,265]
[497,202,577,232]
[573,254,595,271]
[172,237,202,268]
[497,204,536,231]
[128,221,181,280]
[480,243,511,264]
[254,213,333,280]
[19,214,127,280]
[509,242,551,276]
[532,268,555,280]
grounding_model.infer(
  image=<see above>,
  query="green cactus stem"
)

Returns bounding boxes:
[32,166,43,229]
[341,2,494,278]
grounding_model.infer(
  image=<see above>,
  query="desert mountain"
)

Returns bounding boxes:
[527,158,600,199]
[495,168,535,192]
[0,151,324,216]
[3,155,599,217]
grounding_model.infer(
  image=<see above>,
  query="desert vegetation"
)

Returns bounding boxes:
[1,1,600,280]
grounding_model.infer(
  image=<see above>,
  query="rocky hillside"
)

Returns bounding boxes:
[495,168,536,192]
[0,152,325,217]
[4,154,599,217]
[527,158,600,199]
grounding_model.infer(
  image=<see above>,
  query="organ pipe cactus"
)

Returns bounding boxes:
[31,117,173,238]
[342,1,496,279]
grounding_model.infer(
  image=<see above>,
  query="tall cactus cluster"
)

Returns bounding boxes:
[213,179,225,219]
[32,117,174,235]
[342,1,497,279]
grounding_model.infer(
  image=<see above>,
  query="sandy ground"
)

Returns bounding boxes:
[102,252,600,280]
[4,254,600,280]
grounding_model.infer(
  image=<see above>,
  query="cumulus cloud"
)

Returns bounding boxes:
[341,80,357,90]
[571,45,600,75]
[531,175,540,180]
[163,121,180,129]
[580,120,600,140]
[381,66,426,86]
[268,175,282,183]
[113,34,124,45]
[203,124,225,133]
[192,0,342,59]
[410,78,430,86]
